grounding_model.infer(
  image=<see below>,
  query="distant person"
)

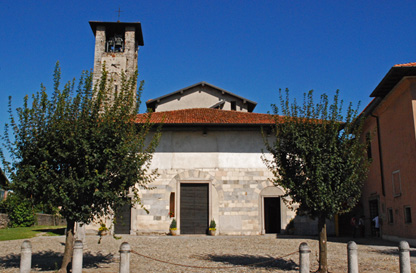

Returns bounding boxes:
[358,216,365,237]
[372,215,380,237]
[350,216,358,238]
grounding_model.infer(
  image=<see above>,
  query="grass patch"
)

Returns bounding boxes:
[0,226,66,241]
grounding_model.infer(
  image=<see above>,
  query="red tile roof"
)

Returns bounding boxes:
[371,63,416,97]
[135,108,276,125]
[393,62,416,67]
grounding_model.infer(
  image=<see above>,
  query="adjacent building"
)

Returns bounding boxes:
[360,63,416,244]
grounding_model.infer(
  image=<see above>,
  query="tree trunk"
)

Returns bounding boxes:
[58,219,75,273]
[318,215,328,272]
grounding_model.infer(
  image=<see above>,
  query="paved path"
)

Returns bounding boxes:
[0,234,414,272]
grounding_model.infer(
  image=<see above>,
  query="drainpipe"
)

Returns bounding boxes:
[371,114,386,197]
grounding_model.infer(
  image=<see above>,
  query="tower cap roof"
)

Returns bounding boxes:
[89,21,144,46]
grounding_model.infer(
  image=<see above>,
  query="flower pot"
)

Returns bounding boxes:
[98,230,108,236]
[170,229,178,236]
[209,229,217,236]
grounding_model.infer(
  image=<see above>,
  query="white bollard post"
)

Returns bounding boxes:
[299,242,310,273]
[20,240,32,273]
[119,242,131,273]
[347,241,358,273]
[75,222,87,248]
[399,241,411,273]
[72,240,83,273]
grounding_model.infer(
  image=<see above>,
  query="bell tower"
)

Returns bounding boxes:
[89,21,144,92]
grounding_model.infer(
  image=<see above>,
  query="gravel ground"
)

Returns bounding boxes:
[0,234,414,272]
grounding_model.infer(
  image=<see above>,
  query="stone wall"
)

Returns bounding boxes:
[293,215,335,236]
[36,213,66,226]
[0,213,66,229]
[0,213,9,228]
[134,168,296,235]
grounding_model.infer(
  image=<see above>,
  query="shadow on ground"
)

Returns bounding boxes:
[375,248,416,258]
[205,254,298,270]
[0,250,114,271]
[276,235,416,260]
[276,234,402,248]
[33,228,66,235]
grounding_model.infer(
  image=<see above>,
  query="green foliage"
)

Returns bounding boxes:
[3,194,35,227]
[264,89,370,220]
[264,89,370,272]
[0,62,161,225]
[169,218,177,230]
[209,219,216,230]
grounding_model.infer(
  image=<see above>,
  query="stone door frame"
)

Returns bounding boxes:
[260,186,286,234]
[177,180,212,234]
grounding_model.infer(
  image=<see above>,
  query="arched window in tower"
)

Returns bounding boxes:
[106,34,125,53]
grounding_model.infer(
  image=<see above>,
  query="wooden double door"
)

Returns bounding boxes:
[180,183,209,234]
[114,203,131,234]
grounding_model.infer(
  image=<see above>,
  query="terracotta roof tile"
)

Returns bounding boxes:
[135,108,276,125]
[393,62,416,67]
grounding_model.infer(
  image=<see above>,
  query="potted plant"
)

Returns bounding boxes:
[98,222,109,236]
[169,218,178,236]
[209,219,217,236]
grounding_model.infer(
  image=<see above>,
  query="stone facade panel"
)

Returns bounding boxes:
[134,168,294,235]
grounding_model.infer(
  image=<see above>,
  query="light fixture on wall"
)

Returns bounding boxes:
[202,127,208,136]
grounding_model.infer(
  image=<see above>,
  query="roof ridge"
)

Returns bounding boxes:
[135,108,276,125]
[146,108,268,114]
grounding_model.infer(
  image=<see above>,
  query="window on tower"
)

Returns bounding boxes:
[106,34,125,53]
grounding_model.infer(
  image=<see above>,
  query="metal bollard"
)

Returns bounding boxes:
[119,242,131,273]
[347,241,358,273]
[20,240,32,273]
[399,241,411,273]
[299,242,310,273]
[72,240,83,273]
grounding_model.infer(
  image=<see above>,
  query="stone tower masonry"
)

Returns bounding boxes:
[89,21,144,94]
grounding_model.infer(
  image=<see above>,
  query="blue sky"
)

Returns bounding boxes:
[1,0,416,123]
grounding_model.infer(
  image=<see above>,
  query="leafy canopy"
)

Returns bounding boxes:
[0,62,160,224]
[264,89,369,219]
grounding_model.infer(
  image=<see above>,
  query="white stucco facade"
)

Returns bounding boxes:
[130,127,297,235]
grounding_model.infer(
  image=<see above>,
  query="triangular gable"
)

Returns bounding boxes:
[146,82,257,112]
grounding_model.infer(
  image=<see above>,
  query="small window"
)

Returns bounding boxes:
[366,132,372,159]
[405,207,412,224]
[388,208,394,224]
[392,170,401,197]
[231,101,236,111]
[169,192,175,218]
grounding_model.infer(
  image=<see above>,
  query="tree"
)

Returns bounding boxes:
[2,193,35,227]
[0,63,160,272]
[264,89,370,272]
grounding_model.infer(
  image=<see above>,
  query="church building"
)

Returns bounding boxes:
[87,20,299,236]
